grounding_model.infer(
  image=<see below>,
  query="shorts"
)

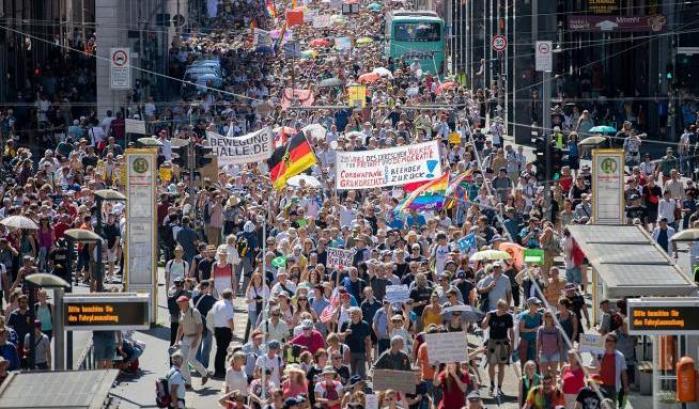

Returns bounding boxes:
[486,338,511,365]
[565,267,582,284]
[107,248,118,263]
[93,339,116,361]
[539,352,560,363]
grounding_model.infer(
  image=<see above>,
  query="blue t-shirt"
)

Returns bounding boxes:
[519,311,542,343]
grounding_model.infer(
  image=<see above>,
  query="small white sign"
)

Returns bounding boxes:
[125,119,146,135]
[535,41,552,73]
[385,285,411,304]
[579,333,605,355]
[110,47,131,90]
[365,394,379,409]
[424,332,469,363]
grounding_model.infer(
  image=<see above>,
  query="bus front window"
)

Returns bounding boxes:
[393,22,441,42]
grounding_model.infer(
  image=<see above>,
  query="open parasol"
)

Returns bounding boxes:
[1,215,39,230]
[469,249,511,262]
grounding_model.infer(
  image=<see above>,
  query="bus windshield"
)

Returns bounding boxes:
[393,22,441,42]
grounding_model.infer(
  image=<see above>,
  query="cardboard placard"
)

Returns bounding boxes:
[326,247,355,269]
[372,369,417,393]
[424,332,469,364]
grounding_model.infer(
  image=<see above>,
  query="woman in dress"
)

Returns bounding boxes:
[212,245,235,298]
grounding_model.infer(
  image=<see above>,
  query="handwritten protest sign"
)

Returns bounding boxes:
[364,394,378,409]
[326,247,355,269]
[206,128,273,167]
[372,370,417,393]
[336,141,443,189]
[312,15,331,28]
[579,333,605,355]
[424,332,469,363]
[385,285,410,304]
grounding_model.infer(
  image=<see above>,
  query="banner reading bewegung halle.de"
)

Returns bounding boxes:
[335,140,442,189]
[207,127,273,167]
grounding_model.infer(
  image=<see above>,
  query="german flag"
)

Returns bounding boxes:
[267,132,317,189]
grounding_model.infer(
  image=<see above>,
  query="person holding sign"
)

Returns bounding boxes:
[480,299,514,397]
[433,361,472,409]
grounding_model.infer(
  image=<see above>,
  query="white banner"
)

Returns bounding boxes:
[335,141,442,189]
[424,332,469,363]
[207,127,274,167]
[326,247,355,269]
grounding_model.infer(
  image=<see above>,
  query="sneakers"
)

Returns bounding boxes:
[497,387,504,396]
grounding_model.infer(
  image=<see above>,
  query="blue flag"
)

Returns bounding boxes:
[458,233,476,252]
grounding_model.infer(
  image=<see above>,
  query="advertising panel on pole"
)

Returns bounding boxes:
[627,298,699,335]
[591,149,624,224]
[206,128,273,167]
[125,148,157,324]
[64,293,151,331]
[110,48,131,90]
[335,141,442,190]
[535,41,552,73]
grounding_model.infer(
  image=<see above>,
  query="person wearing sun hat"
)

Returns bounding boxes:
[314,366,343,409]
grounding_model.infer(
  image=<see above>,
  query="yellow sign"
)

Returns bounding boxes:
[448,132,461,145]
[159,167,173,183]
[347,84,366,108]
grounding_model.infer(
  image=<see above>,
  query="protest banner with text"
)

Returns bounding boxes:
[206,128,273,167]
[372,369,417,393]
[335,141,443,189]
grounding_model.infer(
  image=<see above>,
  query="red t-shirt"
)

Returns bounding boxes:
[290,330,325,354]
[600,353,616,387]
[437,371,471,409]
[561,365,585,394]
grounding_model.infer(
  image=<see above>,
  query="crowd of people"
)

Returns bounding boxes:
[0,0,697,409]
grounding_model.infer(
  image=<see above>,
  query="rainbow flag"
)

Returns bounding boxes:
[397,173,450,213]
[266,0,277,18]
[445,170,473,209]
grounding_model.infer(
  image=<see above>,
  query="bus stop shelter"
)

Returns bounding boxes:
[0,370,119,408]
[567,224,696,309]
[568,224,698,408]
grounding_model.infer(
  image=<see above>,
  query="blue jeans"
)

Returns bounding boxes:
[196,330,213,369]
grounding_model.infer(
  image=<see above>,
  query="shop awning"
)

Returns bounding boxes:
[567,225,697,298]
[0,369,119,408]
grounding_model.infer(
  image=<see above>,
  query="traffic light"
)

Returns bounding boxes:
[196,144,213,167]
[551,146,563,179]
[533,136,546,181]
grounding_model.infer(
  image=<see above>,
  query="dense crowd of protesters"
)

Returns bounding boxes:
[0,0,697,409]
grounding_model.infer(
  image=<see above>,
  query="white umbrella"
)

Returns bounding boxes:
[1,215,39,230]
[469,249,511,262]
[372,67,393,79]
[287,174,322,188]
[302,124,327,141]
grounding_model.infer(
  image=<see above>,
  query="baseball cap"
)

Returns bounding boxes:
[176,295,190,303]
[301,319,314,330]
[527,297,542,305]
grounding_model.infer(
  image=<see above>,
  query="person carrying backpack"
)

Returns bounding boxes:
[156,350,186,408]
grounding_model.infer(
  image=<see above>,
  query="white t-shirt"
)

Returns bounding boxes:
[225,367,248,396]
[433,244,450,274]
[211,299,235,328]
[255,354,282,386]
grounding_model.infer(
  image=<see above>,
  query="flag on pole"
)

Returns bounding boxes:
[396,172,449,214]
[267,131,317,190]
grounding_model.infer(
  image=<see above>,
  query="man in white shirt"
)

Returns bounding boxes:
[100,110,115,136]
[254,339,283,386]
[211,289,235,379]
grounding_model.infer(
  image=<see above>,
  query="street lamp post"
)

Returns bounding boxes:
[25,273,70,371]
